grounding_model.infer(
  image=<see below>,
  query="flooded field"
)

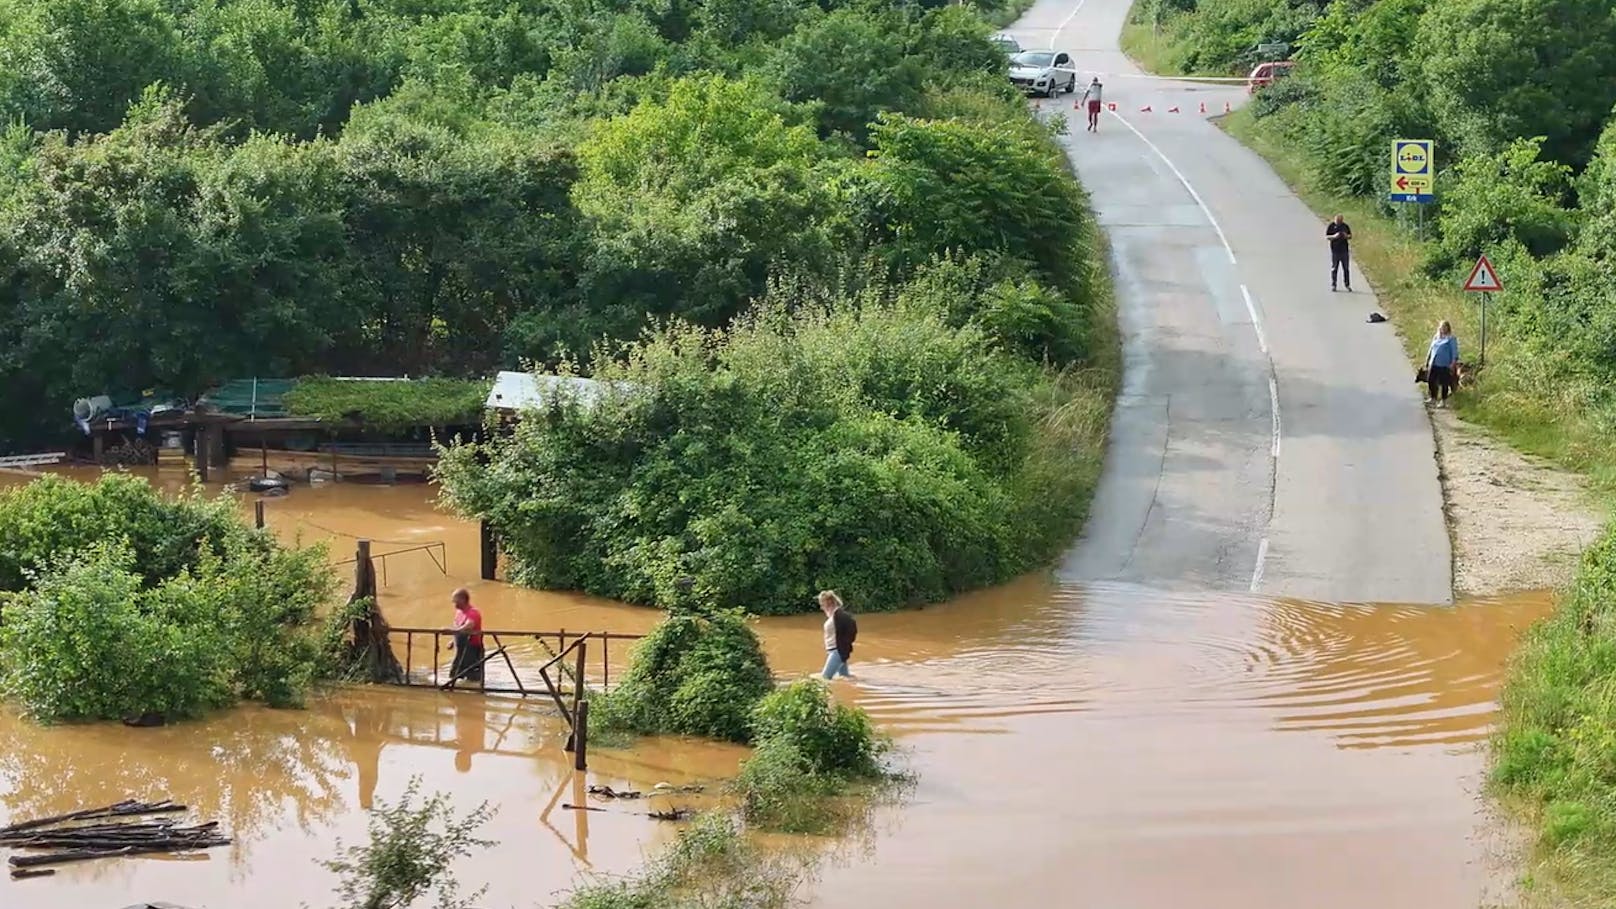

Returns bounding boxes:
[0,468,1549,908]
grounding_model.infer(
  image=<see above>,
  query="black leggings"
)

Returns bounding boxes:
[1427,365,1453,401]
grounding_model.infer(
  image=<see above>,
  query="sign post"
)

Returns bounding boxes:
[1390,139,1436,238]
[1463,254,1503,367]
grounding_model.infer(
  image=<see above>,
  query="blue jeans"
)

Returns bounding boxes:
[821,650,851,679]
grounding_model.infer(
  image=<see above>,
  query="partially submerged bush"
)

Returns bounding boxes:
[325,777,495,909]
[559,812,801,909]
[438,295,1104,614]
[596,611,773,742]
[0,474,338,722]
[735,681,892,833]
[750,680,887,778]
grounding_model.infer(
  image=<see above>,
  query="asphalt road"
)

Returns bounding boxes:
[1031,0,1453,605]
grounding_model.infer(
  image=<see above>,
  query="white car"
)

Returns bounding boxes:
[990,34,1021,55]
[1009,50,1076,98]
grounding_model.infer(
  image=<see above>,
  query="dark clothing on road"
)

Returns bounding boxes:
[1327,221,1352,290]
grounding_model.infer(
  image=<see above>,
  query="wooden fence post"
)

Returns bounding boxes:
[479,520,497,581]
[255,500,265,530]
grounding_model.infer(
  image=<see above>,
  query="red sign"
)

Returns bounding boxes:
[1463,255,1503,292]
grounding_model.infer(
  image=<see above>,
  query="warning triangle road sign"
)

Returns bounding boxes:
[1463,255,1504,292]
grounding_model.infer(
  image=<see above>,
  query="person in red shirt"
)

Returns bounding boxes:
[447,588,485,688]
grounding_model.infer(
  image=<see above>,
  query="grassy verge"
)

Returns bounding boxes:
[1491,527,1616,906]
[1119,22,1184,76]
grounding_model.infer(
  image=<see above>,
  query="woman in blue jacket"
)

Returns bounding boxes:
[1426,320,1459,408]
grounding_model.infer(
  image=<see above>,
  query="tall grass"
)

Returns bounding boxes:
[1492,528,1616,906]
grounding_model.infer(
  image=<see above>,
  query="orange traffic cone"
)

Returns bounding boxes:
[1199,101,1206,114]
[1224,101,1232,113]
[1168,105,1180,113]
[1139,105,1152,113]
[1107,102,1117,111]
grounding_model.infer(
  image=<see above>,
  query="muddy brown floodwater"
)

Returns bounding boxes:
[0,468,1550,909]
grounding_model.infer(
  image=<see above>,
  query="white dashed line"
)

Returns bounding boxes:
[1251,537,1269,593]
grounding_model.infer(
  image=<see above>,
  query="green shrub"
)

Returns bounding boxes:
[559,812,799,909]
[0,541,232,723]
[325,777,495,909]
[0,472,252,593]
[598,612,774,742]
[750,680,887,777]
[0,474,338,722]
[733,737,841,833]
[732,681,891,832]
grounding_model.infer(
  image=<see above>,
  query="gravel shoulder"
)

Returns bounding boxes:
[1431,408,1606,597]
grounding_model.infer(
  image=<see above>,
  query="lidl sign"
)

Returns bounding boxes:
[1390,139,1434,203]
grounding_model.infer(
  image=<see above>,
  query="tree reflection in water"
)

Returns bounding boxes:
[0,700,354,877]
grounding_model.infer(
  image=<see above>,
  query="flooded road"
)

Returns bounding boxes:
[0,470,1546,907]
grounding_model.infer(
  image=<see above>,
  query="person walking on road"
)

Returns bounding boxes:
[1326,214,1353,292]
[818,590,857,680]
[447,587,485,687]
[1425,320,1459,408]
[1080,78,1103,132]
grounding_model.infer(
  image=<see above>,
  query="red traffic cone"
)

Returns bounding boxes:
[1168,105,1180,113]
[1139,105,1152,113]
[1107,102,1117,111]
[1224,101,1232,113]
[1199,101,1206,114]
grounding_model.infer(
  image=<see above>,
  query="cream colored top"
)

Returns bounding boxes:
[823,614,836,651]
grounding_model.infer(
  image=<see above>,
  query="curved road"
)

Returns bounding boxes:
[798,4,1479,909]
[1039,0,1452,604]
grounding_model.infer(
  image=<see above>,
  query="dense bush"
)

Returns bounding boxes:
[0,0,1079,454]
[749,680,886,777]
[734,681,890,832]
[0,472,250,592]
[438,291,1105,613]
[595,612,774,742]
[0,474,337,721]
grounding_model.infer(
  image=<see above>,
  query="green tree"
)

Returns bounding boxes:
[1415,0,1616,166]
[1430,136,1576,272]
[572,75,835,329]
[0,0,185,135]
[769,8,923,140]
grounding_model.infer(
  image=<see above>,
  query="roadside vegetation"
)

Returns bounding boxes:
[0,0,1092,457]
[0,473,340,723]
[434,41,1117,614]
[1119,0,1616,903]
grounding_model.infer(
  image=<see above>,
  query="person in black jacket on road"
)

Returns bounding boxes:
[818,590,858,680]
[1327,214,1353,292]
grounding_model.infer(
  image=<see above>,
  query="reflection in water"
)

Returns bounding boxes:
[0,469,1552,909]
